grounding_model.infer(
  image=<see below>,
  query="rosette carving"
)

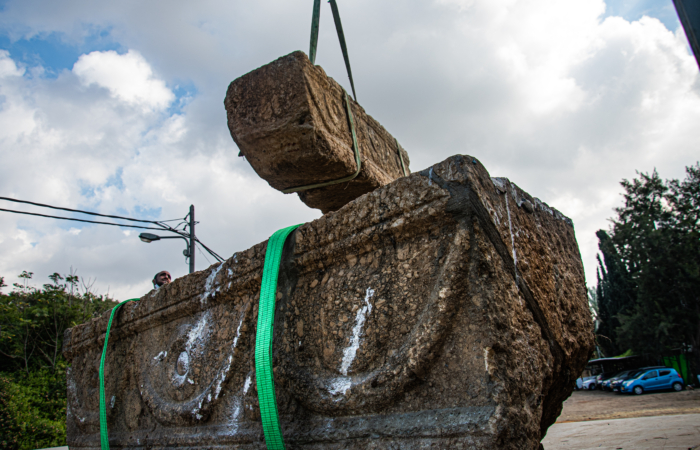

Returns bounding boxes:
[136,301,251,425]
[279,226,469,413]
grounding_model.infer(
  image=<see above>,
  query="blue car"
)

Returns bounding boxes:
[620,368,684,395]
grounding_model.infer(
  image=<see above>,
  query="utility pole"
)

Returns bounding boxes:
[139,204,217,274]
[189,204,195,274]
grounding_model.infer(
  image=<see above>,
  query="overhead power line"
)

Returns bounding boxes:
[0,196,227,268]
[195,238,225,262]
[0,196,176,225]
[0,207,168,230]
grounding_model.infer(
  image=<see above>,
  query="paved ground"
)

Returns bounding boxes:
[542,413,700,449]
[542,389,700,449]
[42,391,700,450]
[556,389,700,422]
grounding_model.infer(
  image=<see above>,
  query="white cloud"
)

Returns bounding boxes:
[0,50,24,77]
[73,49,174,111]
[0,0,698,299]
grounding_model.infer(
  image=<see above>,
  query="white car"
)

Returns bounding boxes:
[576,376,597,390]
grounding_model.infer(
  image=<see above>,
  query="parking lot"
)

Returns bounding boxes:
[542,388,700,449]
[556,388,700,422]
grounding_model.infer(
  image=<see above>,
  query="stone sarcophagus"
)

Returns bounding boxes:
[64,155,593,449]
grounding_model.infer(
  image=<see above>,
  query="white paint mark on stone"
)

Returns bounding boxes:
[110,395,115,408]
[339,288,375,376]
[329,377,352,396]
[243,374,252,395]
[212,310,246,400]
[200,264,224,303]
[187,378,194,385]
[492,177,505,191]
[153,351,167,361]
[186,311,210,354]
[226,397,244,435]
[231,404,241,423]
[172,311,211,388]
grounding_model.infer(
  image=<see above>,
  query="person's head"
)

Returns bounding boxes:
[153,271,171,288]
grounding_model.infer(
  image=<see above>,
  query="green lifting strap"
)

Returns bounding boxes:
[281,91,361,194]
[309,0,321,65]
[256,224,302,450]
[99,298,140,450]
[308,0,357,102]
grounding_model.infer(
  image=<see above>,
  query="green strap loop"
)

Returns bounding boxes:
[307,0,357,102]
[309,0,321,65]
[99,298,140,450]
[282,91,361,193]
[328,0,357,102]
[256,224,302,450]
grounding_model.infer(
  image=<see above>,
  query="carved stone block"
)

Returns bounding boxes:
[224,51,410,214]
[64,156,593,449]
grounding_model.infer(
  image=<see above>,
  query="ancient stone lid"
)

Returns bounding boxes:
[225,51,410,213]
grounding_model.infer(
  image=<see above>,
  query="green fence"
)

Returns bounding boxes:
[662,354,693,385]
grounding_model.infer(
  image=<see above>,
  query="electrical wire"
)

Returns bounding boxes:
[197,246,213,266]
[0,196,179,225]
[0,197,226,263]
[0,207,169,230]
[196,241,225,262]
[195,238,225,262]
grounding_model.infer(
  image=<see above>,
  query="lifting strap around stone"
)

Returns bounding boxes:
[281,91,361,194]
[256,224,302,450]
[100,298,140,450]
[309,0,357,102]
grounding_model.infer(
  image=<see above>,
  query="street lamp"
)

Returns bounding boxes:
[139,233,161,243]
[138,233,193,271]
[138,205,196,274]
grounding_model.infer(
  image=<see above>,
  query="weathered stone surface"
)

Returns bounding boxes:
[225,51,410,214]
[64,155,593,449]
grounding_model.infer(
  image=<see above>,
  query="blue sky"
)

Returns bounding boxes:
[604,0,681,30]
[0,1,687,84]
[0,26,197,115]
[0,27,120,77]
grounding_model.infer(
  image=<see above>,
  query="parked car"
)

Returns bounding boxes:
[610,366,666,393]
[596,372,618,390]
[575,376,593,390]
[620,368,684,395]
[578,376,597,390]
[603,370,633,391]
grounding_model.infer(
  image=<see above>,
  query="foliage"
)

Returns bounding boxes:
[0,271,119,449]
[595,163,700,377]
[0,271,118,373]
[0,369,66,450]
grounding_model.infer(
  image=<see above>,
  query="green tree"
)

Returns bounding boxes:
[0,271,119,449]
[595,164,700,375]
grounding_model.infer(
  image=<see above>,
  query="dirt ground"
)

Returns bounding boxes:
[557,388,700,423]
